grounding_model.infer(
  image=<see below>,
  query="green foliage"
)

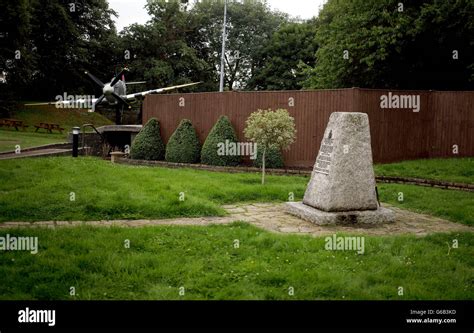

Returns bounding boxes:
[0,0,34,100]
[130,118,165,161]
[165,119,201,163]
[3,0,473,103]
[248,20,319,90]
[191,0,288,90]
[119,1,214,92]
[244,108,296,151]
[302,0,474,90]
[0,0,289,97]
[201,116,241,166]
[244,108,296,183]
[1,0,120,100]
[253,146,284,169]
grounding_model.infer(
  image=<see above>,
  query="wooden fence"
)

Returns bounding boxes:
[142,88,474,168]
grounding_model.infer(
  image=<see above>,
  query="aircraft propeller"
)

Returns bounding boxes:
[85,68,131,110]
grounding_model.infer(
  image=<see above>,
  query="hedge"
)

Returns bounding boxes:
[201,115,241,166]
[130,118,165,160]
[165,119,201,163]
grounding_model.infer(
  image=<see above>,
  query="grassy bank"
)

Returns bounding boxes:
[0,105,113,152]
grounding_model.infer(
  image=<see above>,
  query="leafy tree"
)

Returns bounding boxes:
[130,118,165,160]
[201,115,240,166]
[302,0,474,90]
[244,108,296,184]
[165,119,201,163]
[119,1,215,92]
[0,0,120,102]
[27,0,119,99]
[248,20,318,90]
[0,0,34,102]
[191,0,288,90]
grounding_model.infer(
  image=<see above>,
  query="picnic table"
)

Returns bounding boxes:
[34,122,65,134]
[0,118,28,131]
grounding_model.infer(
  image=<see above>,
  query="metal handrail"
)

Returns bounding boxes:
[81,124,104,150]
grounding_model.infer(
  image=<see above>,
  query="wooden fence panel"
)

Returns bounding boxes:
[143,88,474,167]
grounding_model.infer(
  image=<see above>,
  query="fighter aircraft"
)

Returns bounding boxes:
[25,68,201,124]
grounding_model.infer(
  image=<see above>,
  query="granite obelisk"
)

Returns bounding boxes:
[286,112,394,225]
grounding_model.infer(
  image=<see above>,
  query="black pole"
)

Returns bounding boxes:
[115,105,123,125]
[72,127,80,157]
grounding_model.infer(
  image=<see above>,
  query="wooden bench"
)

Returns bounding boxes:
[0,118,28,131]
[34,122,65,134]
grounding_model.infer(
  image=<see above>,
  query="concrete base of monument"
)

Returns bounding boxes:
[285,202,395,225]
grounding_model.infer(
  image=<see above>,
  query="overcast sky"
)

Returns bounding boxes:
[108,0,327,32]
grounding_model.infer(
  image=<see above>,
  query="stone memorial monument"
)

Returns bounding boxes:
[286,112,394,225]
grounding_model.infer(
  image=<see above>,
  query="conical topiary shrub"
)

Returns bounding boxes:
[165,119,201,163]
[201,116,241,166]
[130,118,165,160]
[252,146,284,169]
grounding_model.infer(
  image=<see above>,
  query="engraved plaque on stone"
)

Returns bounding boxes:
[303,112,378,212]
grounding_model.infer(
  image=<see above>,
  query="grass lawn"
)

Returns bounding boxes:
[0,157,472,301]
[0,105,113,152]
[378,184,474,226]
[374,158,474,184]
[0,130,66,152]
[0,224,472,300]
[0,157,307,222]
[0,157,473,225]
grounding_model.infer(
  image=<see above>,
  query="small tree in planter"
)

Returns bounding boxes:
[244,108,296,184]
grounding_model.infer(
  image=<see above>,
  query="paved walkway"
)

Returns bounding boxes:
[0,148,71,160]
[0,203,471,236]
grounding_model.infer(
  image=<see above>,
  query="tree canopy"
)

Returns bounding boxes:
[1,0,472,106]
[190,0,288,90]
[301,0,474,90]
[0,0,119,100]
[248,20,318,90]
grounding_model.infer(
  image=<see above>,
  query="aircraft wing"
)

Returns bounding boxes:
[123,82,201,101]
[24,97,101,108]
[125,81,146,85]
